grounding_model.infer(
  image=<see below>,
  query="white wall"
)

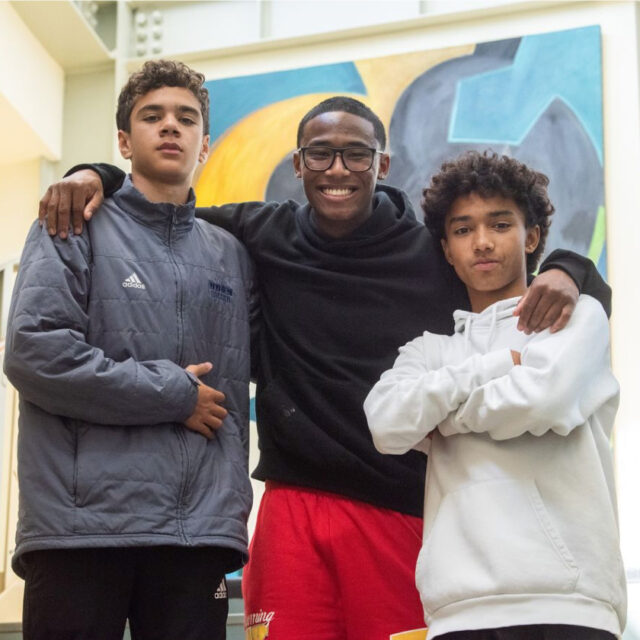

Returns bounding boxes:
[60,68,116,173]
[0,2,64,162]
[0,2,64,264]
[0,160,40,264]
[267,0,422,39]
[131,1,262,58]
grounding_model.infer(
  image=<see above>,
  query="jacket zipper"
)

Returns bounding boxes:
[168,211,191,545]
[170,211,186,367]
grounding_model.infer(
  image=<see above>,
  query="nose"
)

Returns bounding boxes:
[160,114,180,135]
[325,151,350,175]
[474,227,494,252]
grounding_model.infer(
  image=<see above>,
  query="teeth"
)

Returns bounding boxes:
[322,188,353,196]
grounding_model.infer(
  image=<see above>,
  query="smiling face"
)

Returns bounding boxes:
[118,86,209,194]
[442,192,540,312]
[293,111,390,238]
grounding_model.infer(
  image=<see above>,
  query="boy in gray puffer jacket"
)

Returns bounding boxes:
[4,60,253,640]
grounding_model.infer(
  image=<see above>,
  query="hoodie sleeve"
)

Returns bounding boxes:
[4,222,198,425]
[64,164,272,247]
[64,163,125,197]
[195,200,276,242]
[539,248,611,317]
[440,295,619,440]
[364,333,514,455]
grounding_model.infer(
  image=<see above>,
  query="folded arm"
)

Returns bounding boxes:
[440,295,619,440]
[364,335,513,455]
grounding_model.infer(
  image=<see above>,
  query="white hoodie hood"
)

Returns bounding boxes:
[453,296,523,357]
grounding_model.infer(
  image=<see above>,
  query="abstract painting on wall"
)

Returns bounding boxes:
[196,24,606,276]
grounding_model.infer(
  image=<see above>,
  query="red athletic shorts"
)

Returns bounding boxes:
[243,482,427,640]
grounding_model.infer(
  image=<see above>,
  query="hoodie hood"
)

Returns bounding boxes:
[453,297,521,355]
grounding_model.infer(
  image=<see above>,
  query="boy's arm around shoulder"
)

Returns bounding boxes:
[40,161,283,251]
[196,200,281,247]
[65,163,263,240]
[539,249,611,317]
[442,295,619,440]
[4,222,198,425]
[364,332,514,455]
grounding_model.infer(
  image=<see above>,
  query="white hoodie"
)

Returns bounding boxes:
[364,295,625,639]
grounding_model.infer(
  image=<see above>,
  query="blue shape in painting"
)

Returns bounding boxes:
[450,26,603,163]
[597,244,607,276]
[250,396,256,423]
[205,62,366,143]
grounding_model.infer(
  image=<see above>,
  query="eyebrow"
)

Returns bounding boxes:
[305,140,372,148]
[137,104,201,118]
[447,209,516,225]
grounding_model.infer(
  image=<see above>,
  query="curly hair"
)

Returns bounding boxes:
[297,96,386,150]
[421,150,554,273]
[116,59,209,135]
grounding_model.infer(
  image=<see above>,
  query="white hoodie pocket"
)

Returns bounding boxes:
[416,478,579,615]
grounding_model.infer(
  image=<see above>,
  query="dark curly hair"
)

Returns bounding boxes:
[421,150,554,273]
[116,59,209,135]
[297,96,386,150]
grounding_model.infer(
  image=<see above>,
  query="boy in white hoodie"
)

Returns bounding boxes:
[364,151,626,640]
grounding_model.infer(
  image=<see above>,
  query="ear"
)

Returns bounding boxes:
[441,237,454,265]
[118,130,132,160]
[525,224,541,254]
[293,150,302,178]
[377,152,390,180]
[199,135,210,165]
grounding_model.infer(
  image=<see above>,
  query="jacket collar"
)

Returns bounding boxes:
[112,175,196,239]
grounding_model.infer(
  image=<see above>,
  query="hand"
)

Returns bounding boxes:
[511,350,521,366]
[184,362,227,440]
[38,169,104,238]
[514,269,578,334]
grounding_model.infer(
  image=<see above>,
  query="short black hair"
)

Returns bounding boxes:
[296,96,386,150]
[422,150,554,273]
[116,59,209,135]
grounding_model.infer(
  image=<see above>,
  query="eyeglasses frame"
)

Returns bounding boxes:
[298,146,381,172]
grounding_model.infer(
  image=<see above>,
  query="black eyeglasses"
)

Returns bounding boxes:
[298,146,379,172]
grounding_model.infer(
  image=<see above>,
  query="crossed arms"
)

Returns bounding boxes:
[364,295,619,454]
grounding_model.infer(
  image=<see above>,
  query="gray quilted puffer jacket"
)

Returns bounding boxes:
[4,177,253,577]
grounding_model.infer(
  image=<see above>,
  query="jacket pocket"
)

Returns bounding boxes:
[73,422,182,535]
[416,478,579,615]
[66,418,90,505]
